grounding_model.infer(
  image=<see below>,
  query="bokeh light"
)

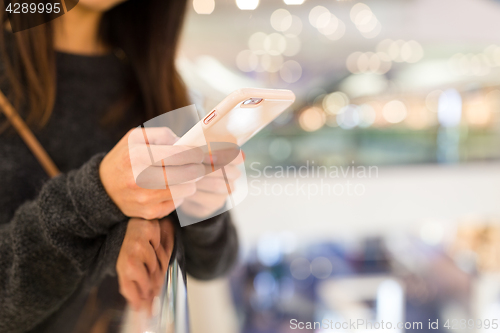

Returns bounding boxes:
[350,3,370,23]
[377,39,393,53]
[253,271,277,297]
[236,0,259,10]
[309,6,329,28]
[317,13,339,35]
[401,40,424,63]
[358,104,376,127]
[263,33,287,55]
[299,106,326,131]
[346,52,392,74]
[283,35,301,57]
[270,9,292,32]
[388,40,406,62]
[449,53,491,76]
[236,49,259,72]
[360,21,381,39]
[464,93,491,127]
[290,258,311,280]
[310,257,333,279]
[280,60,302,83]
[284,15,303,37]
[350,3,381,38]
[380,39,425,63]
[260,54,284,73]
[248,32,267,54]
[337,104,361,129]
[309,7,346,41]
[346,52,363,74]
[438,89,462,127]
[323,91,350,115]
[383,100,408,124]
[193,0,215,14]
[325,19,346,41]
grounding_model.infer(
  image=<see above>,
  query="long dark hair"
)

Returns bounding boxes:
[0,0,190,129]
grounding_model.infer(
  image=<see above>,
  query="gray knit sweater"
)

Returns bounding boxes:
[0,51,238,332]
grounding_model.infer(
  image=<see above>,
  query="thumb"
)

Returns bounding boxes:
[127,127,179,146]
[142,127,179,145]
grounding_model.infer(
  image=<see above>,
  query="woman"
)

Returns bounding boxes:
[0,0,239,332]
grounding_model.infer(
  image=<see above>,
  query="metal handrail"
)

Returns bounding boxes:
[159,258,189,333]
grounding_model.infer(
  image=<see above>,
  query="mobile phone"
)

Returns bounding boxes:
[174,88,295,147]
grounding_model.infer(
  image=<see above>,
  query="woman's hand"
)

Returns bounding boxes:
[100,127,206,220]
[116,218,174,314]
[181,152,243,218]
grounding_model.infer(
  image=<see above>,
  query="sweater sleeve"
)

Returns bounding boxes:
[0,153,127,333]
[178,210,239,280]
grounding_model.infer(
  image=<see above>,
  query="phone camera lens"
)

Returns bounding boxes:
[243,98,263,105]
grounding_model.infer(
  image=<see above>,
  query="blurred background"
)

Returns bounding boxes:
[177,0,500,332]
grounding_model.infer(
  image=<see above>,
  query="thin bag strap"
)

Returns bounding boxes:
[0,90,60,178]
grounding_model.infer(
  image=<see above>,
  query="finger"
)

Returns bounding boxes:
[152,245,170,295]
[127,129,186,168]
[184,190,228,207]
[138,163,206,188]
[222,165,241,180]
[163,164,206,185]
[136,186,188,204]
[151,270,164,298]
[127,261,153,300]
[181,200,215,219]
[159,219,175,257]
[195,177,230,194]
[151,264,163,295]
[127,126,150,145]
[144,199,183,220]
[146,183,196,203]
[156,243,171,273]
[204,165,241,181]
[118,277,142,311]
[144,220,161,251]
[230,150,245,165]
[141,127,179,145]
[209,145,241,166]
[150,145,205,166]
[128,127,179,145]
[141,241,158,276]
